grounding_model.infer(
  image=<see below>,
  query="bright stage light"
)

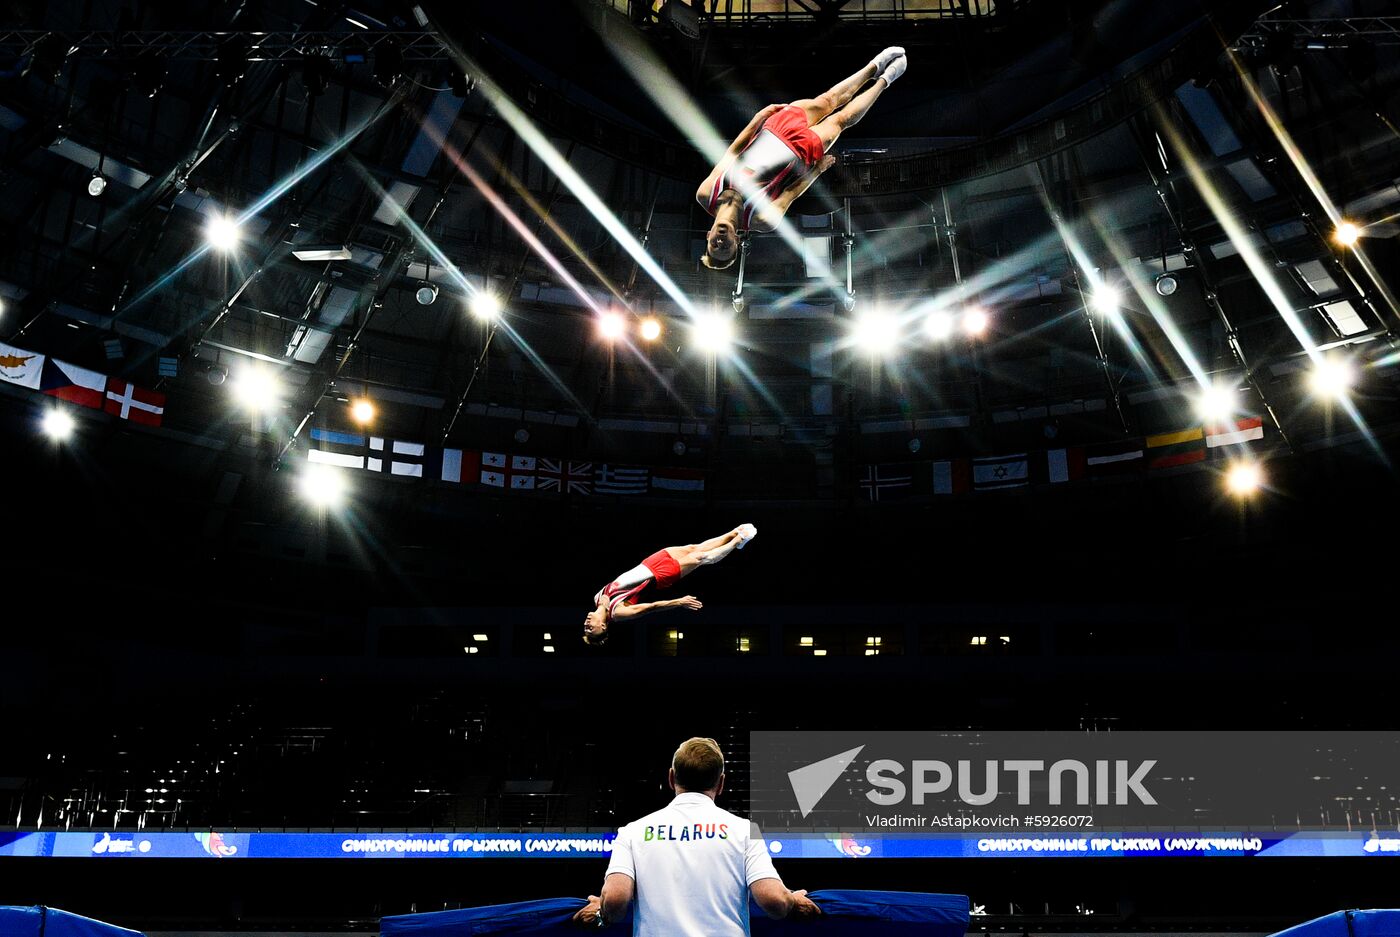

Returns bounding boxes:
[640,317,662,342]
[852,310,899,355]
[205,214,242,252]
[87,173,107,197]
[692,313,734,353]
[1194,382,1240,423]
[962,306,989,336]
[1308,356,1355,400]
[1091,283,1122,315]
[350,398,375,425]
[415,282,439,306]
[1334,222,1361,247]
[923,310,955,341]
[42,408,76,441]
[230,367,282,411]
[299,463,347,508]
[1225,461,1263,497]
[598,311,626,341]
[469,291,501,321]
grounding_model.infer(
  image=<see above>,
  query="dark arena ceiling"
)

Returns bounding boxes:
[1,0,1397,481]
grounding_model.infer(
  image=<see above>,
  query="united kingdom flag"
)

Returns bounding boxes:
[537,459,593,495]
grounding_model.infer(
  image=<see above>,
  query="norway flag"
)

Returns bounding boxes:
[40,358,107,409]
[104,378,166,426]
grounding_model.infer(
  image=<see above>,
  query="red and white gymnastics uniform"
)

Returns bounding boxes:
[594,549,684,620]
[705,106,825,230]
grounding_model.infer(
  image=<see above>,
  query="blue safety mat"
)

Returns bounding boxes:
[381,890,969,936]
[1269,910,1400,937]
[0,906,145,937]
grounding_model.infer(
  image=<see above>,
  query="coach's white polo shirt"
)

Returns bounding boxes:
[606,791,780,937]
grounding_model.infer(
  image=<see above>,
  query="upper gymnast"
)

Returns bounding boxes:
[697,47,909,270]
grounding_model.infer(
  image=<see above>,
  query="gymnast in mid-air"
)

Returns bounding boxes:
[698,46,909,270]
[583,525,757,646]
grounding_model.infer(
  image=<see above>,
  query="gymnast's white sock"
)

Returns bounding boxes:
[880,53,908,86]
[870,46,905,74]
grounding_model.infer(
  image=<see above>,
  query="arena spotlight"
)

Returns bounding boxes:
[1334,222,1361,248]
[230,367,282,412]
[598,310,626,341]
[299,463,347,509]
[640,317,663,342]
[692,312,734,353]
[205,214,242,252]
[86,173,107,197]
[1091,283,1123,315]
[469,291,501,322]
[923,309,955,341]
[415,282,438,306]
[1154,272,1179,296]
[852,309,899,355]
[1308,356,1355,400]
[41,408,76,442]
[962,305,989,337]
[1194,382,1240,423]
[350,398,375,425]
[1225,461,1264,497]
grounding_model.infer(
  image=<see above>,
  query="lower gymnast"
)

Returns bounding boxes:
[583,525,757,646]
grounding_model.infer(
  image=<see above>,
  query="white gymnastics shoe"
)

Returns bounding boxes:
[880,53,908,86]
[736,523,758,549]
[870,46,905,74]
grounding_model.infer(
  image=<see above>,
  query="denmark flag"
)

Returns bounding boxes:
[104,378,166,426]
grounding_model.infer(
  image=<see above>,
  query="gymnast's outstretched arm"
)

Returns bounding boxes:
[611,596,704,620]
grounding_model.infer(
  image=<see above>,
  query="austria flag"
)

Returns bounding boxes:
[104,378,166,426]
[41,358,107,409]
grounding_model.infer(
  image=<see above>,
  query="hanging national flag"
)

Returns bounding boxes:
[594,464,649,495]
[859,464,913,501]
[1085,439,1144,476]
[972,454,1029,491]
[931,459,971,495]
[438,448,472,483]
[103,378,165,426]
[477,452,536,489]
[509,455,537,490]
[537,459,593,495]
[1046,448,1087,484]
[1146,426,1205,469]
[367,437,425,476]
[0,341,45,389]
[41,358,106,409]
[480,451,508,487]
[1206,417,1265,448]
[309,427,368,469]
[652,467,706,493]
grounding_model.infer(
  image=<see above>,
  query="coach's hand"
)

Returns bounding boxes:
[572,896,602,926]
[675,596,704,611]
[790,890,822,920]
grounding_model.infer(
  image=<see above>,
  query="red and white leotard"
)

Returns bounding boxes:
[706,106,825,230]
[594,549,684,620]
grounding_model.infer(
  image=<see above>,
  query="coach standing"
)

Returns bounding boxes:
[573,737,820,934]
